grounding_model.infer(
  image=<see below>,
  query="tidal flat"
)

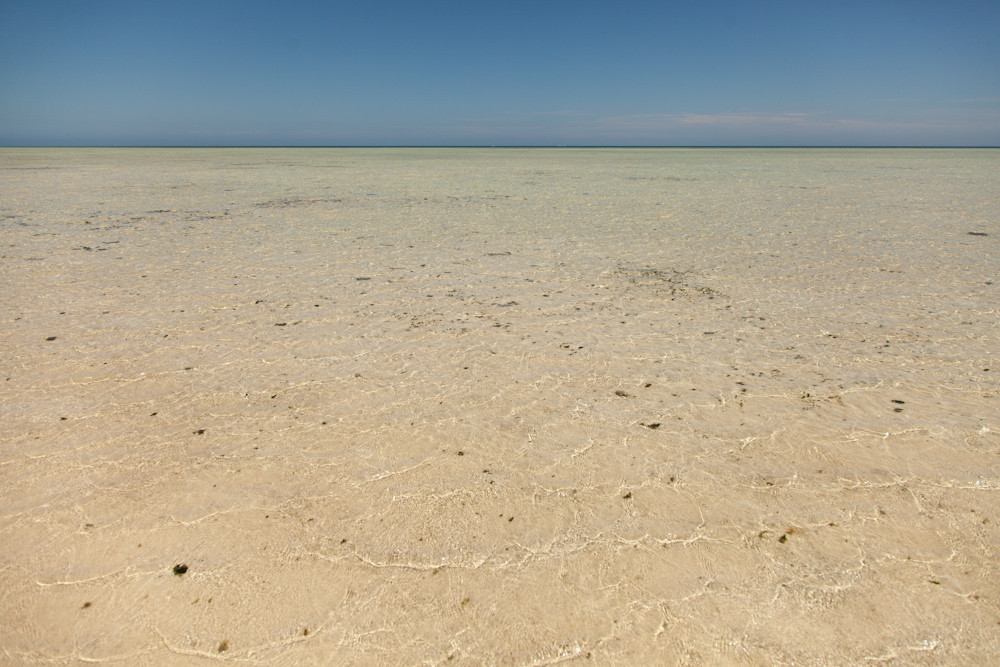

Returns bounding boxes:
[1,147,998,664]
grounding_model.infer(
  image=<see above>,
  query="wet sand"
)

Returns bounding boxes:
[1,147,998,664]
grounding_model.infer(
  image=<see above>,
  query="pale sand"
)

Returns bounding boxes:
[1,147,998,664]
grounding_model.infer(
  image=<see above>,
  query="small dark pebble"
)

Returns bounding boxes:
[457,450,464,456]
[173,564,188,576]
[967,232,988,237]
[46,336,57,341]
[891,399,905,404]
[218,640,229,652]
[778,534,788,543]
[644,423,661,429]
[623,492,632,499]
[303,628,309,636]
[275,322,287,326]
[82,601,92,609]
[355,276,370,281]
[894,408,903,413]
[193,429,205,435]
[615,390,630,397]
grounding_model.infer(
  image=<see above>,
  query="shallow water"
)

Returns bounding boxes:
[2,148,998,663]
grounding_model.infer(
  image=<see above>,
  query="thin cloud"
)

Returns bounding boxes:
[430,106,1000,145]
[580,110,1000,138]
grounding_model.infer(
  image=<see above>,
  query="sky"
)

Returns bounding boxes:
[1,0,998,146]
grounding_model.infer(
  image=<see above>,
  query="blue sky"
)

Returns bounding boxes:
[1,1,998,146]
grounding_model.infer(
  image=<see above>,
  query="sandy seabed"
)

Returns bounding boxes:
[1,147,998,665]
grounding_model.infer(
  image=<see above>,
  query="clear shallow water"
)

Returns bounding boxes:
[1,148,998,663]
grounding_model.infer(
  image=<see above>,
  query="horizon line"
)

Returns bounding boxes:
[3,144,999,149]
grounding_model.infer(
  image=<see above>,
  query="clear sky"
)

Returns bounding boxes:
[1,0,998,146]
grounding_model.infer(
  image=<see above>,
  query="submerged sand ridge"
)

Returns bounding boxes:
[1,148,998,664]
